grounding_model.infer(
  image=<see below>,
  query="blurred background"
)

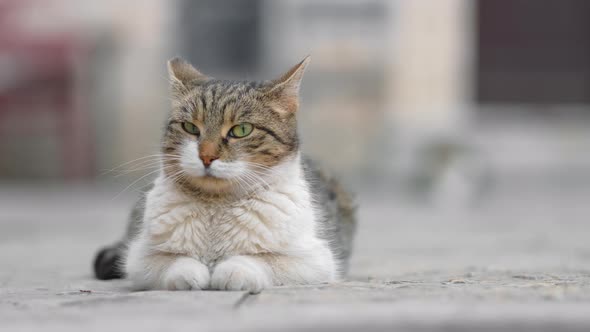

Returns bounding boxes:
[3,3,590,329]
[1,0,590,207]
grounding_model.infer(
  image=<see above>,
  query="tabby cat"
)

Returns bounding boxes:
[93,56,356,291]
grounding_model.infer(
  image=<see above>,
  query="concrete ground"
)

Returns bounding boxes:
[1,182,590,331]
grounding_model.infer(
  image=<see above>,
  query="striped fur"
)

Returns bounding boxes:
[93,57,356,291]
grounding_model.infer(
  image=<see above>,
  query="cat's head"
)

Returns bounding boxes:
[161,56,310,195]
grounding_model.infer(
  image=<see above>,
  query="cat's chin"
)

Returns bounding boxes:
[185,175,235,194]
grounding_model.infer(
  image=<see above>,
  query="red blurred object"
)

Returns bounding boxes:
[0,1,94,178]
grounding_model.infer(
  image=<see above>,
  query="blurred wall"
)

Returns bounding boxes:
[2,0,590,199]
[0,0,175,179]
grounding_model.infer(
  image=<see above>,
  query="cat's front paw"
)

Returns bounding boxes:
[162,257,210,290]
[210,256,272,292]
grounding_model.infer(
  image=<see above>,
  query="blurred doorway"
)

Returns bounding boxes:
[477,0,590,104]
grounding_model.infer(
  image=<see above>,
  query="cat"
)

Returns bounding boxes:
[93,56,356,291]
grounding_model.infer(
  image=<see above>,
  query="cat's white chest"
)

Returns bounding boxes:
[143,176,313,265]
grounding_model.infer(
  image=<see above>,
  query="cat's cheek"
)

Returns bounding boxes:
[182,165,205,178]
[179,141,206,177]
[208,160,249,180]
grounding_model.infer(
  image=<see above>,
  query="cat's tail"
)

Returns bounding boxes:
[93,241,126,280]
[93,194,146,280]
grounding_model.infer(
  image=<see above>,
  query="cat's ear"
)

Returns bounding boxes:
[167,57,209,94]
[266,56,311,113]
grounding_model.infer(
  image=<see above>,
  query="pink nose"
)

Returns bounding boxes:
[198,141,219,168]
[199,155,218,168]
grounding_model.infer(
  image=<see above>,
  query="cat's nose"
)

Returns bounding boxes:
[199,154,218,168]
[198,141,219,168]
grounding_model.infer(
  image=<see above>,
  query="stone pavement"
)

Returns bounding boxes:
[1,183,590,331]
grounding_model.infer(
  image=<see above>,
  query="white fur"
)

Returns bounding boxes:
[179,141,250,179]
[163,257,210,290]
[210,255,272,292]
[178,141,205,177]
[125,154,337,291]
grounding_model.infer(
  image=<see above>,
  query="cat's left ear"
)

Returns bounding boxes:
[167,57,209,95]
[266,56,311,113]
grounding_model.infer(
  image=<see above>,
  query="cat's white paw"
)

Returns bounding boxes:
[162,257,210,290]
[210,256,272,292]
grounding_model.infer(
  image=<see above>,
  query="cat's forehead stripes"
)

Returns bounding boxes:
[185,80,260,123]
[171,80,295,146]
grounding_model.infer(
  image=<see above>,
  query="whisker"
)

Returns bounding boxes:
[100,154,181,175]
[110,159,181,177]
[110,165,176,201]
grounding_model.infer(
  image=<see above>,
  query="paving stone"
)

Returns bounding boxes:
[1,184,590,331]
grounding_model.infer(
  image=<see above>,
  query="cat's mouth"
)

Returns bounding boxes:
[203,168,218,178]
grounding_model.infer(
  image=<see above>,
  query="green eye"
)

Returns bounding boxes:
[182,122,200,135]
[228,123,253,138]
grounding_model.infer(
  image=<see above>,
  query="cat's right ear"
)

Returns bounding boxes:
[167,57,209,94]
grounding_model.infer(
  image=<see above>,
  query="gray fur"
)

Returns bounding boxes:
[302,157,357,273]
